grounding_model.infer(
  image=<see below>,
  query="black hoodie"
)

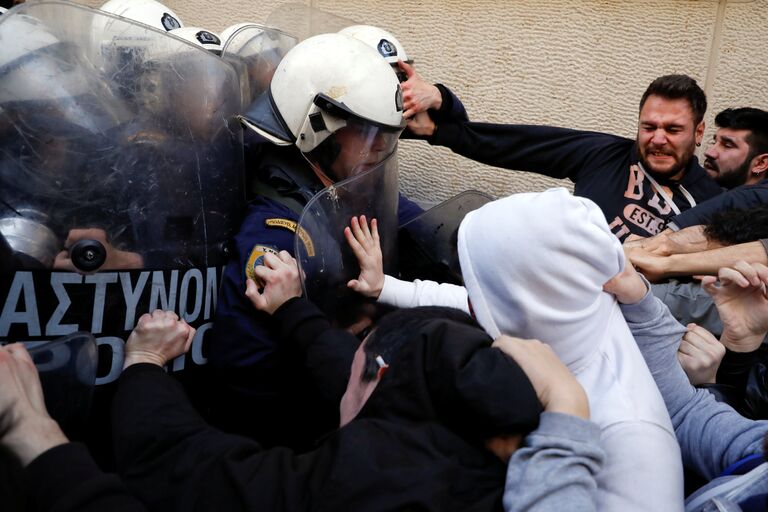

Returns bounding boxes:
[426,122,722,240]
[109,298,541,512]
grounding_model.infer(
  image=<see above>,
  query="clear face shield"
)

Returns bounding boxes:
[300,94,404,184]
[266,3,355,42]
[296,152,400,324]
[220,25,297,108]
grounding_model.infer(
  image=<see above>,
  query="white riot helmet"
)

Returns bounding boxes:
[100,0,183,32]
[220,22,258,48]
[169,26,222,54]
[220,23,297,106]
[338,24,411,81]
[240,33,405,181]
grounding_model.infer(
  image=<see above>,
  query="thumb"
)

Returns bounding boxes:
[701,276,719,297]
[245,279,268,311]
[347,279,365,292]
[398,59,415,79]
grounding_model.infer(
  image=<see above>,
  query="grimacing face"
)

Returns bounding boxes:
[636,95,705,180]
[703,127,754,188]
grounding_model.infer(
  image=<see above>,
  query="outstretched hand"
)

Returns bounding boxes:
[492,336,589,420]
[678,324,725,385]
[625,247,671,283]
[344,215,384,298]
[398,60,442,119]
[124,310,196,368]
[623,226,709,256]
[406,111,437,137]
[0,344,68,466]
[704,261,768,352]
[603,256,648,304]
[245,250,302,315]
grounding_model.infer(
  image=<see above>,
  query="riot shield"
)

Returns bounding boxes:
[221,24,297,108]
[296,152,399,323]
[266,3,356,42]
[29,332,98,435]
[398,191,494,284]
[0,3,244,385]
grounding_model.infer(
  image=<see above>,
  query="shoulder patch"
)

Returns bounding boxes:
[265,218,316,257]
[265,218,298,232]
[245,244,279,284]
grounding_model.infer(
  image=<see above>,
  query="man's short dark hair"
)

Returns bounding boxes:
[360,306,478,382]
[704,204,768,245]
[639,74,707,125]
[715,107,768,157]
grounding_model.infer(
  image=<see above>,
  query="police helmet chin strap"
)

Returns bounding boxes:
[308,160,335,189]
[305,131,343,187]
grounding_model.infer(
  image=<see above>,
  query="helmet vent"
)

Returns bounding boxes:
[309,111,327,133]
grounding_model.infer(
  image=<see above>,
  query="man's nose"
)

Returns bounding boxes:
[704,145,718,159]
[371,132,387,151]
[651,129,668,145]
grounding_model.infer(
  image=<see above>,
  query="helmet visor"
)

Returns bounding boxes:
[296,151,399,321]
[302,92,404,182]
[319,119,400,181]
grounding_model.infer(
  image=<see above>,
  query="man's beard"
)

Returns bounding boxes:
[638,145,695,183]
[706,155,752,189]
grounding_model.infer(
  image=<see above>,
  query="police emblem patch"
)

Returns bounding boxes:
[196,30,221,45]
[161,13,181,31]
[377,38,397,58]
[245,244,279,284]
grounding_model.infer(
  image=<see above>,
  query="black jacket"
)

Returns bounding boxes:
[427,122,722,240]
[113,299,541,511]
[670,178,767,229]
[23,443,146,512]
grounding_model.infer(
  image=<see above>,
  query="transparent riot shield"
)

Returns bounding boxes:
[0,3,244,385]
[398,191,494,284]
[28,332,98,435]
[296,152,399,323]
[266,3,356,42]
[221,24,297,108]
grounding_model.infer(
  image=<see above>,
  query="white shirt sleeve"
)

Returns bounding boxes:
[378,275,470,313]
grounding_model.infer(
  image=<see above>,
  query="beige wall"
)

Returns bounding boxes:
[81,0,768,205]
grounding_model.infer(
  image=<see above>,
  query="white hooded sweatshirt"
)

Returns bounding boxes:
[379,188,684,511]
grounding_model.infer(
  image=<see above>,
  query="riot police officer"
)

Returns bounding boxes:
[210,33,418,447]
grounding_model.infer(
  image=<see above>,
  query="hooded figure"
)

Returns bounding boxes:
[378,188,685,510]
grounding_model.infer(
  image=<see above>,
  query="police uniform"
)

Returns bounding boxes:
[209,145,421,447]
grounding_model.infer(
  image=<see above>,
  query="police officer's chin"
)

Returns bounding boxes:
[307,161,337,188]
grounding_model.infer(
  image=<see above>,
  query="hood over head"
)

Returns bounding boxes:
[358,308,541,440]
[457,188,625,370]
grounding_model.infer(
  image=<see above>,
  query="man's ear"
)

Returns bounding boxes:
[750,153,768,177]
[695,120,706,146]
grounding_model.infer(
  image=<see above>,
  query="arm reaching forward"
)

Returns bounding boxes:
[605,261,768,479]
